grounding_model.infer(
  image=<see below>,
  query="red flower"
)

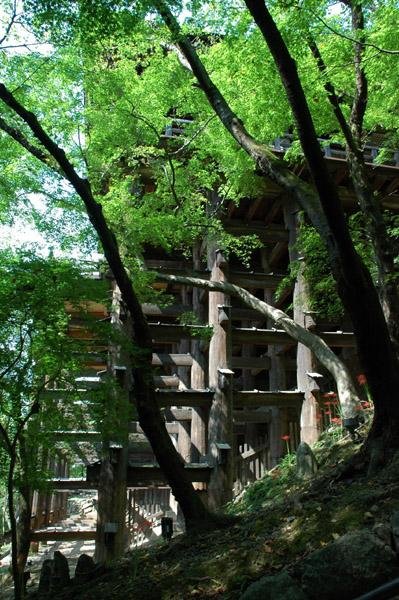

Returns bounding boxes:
[357,374,367,385]
[331,417,342,425]
[281,435,290,441]
[361,401,371,409]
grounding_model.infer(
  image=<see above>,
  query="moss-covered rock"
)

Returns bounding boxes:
[240,570,308,600]
[300,530,399,600]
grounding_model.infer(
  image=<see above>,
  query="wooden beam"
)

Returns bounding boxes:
[152,353,193,367]
[233,390,304,408]
[155,389,214,408]
[31,530,96,542]
[153,375,180,388]
[233,327,355,347]
[86,462,212,486]
[47,478,97,491]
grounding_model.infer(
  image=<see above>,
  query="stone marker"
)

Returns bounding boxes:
[75,553,96,584]
[296,442,318,479]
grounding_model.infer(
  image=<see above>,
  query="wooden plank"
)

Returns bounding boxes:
[153,375,180,388]
[233,390,304,408]
[127,464,211,485]
[31,530,96,542]
[86,463,212,487]
[47,478,97,491]
[152,353,193,367]
[233,327,355,347]
[155,389,213,408]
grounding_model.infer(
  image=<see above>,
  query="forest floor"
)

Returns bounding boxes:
[35,421,399,599]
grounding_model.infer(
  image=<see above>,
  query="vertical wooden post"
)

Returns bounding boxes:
[177,286,192,463]
[262,249,287,466]
[207,248,233,509]
[191,243,207,466]
[95,283,128,564]
[283,203,320,446]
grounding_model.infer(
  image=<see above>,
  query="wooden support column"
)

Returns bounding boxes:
[284,203,319,445]
[262,249,287,466]
[95,283,128,565]
[191,243,207,466]
[207,248,233,509]
[176,286,192,463]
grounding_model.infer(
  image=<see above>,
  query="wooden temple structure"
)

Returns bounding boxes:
[30,136,399,560]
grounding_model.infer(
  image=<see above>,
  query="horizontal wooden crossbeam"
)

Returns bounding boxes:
[233,390,304,408]
[155,389,214,408]
[30,530,96,542]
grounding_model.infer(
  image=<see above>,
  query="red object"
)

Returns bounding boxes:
[361,401,371,409]
[331,417,342,425]
[357,374,367,385]
[281,435,290,441]
[324,410,332,416]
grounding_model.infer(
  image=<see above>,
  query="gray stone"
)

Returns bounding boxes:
[37,559,53,595]
[50,550,70,592]
[75,553,96,584]
[300,530,399,600]
[296,442,318,479]
[240,570,308,600]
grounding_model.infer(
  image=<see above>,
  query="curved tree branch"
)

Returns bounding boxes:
[155,271,360,419]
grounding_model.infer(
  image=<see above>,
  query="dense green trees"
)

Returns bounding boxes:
[0,1,398,560]
[0,250,102,597]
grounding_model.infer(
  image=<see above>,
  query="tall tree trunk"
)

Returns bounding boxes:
[8,453,23,600]
[0,84,213,529]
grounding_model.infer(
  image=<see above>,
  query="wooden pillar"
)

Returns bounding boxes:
[177,286,192,463]
[284,203,320,445]
[95,283,128,564]
[262,249,287,466]
[191,243,207,464]
[207,248,233,509]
